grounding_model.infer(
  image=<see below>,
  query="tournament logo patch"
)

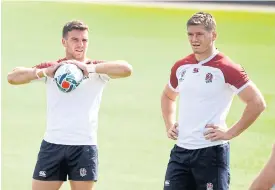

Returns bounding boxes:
[179,70,186,82]
[193,68,199,73]
[205,73,213,83]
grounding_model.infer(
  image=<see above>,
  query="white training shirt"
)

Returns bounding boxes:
[168,51,250,149]
[35,58,109,145]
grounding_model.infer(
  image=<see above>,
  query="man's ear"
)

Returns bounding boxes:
[212,31,217,41]
[62,38,66,47]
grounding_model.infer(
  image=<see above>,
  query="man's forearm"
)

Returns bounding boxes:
[161,93,177,131]
[227,100,266,139]
[7,67,43,85]
[249,145,275,190]
[87,60,132,78]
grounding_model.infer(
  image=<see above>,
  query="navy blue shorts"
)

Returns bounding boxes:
[164,143,230,190]
[33,140,98,181]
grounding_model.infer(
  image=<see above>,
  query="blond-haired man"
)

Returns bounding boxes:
[161,12,266,190]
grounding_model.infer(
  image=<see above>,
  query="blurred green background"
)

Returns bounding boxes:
[2,1,275,189]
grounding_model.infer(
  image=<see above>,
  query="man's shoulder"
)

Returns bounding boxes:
[172,53,197,69]
[34,57,66,69]
[212,52,237,67]
[86,59,105,65]
[206,52,244,73]
[56,57,67,63]
[38,58,105,66]
[176,53,197,64]
[209,53,249,84]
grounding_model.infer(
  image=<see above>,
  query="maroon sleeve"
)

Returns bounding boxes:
[223,63,249,92]
[33,57,66,68]
[169,62,179,91]
[86,60,105,65]
[168,58,191,92]
[93,60,105,64]
[33,62,56,69]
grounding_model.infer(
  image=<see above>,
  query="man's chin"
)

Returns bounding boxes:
[72,54,85,61]
[192,50,203,54]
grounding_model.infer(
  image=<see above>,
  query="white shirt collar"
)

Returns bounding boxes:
[198,49,219,65]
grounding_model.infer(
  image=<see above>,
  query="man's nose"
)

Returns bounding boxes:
[191,34,198,42]
[78,40,83,47]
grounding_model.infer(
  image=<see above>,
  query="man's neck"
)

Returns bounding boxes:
[195,46,217,62]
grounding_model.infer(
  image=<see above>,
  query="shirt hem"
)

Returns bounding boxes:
[176,140,228,150]
[43,137,97,146]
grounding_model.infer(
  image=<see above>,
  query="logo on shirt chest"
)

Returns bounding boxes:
[178,69,215,85]
[193,68,199,73]
[179,70,187,82]
[205,73,213,83]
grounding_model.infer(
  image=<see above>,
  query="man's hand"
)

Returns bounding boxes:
[44,62,63,78]
[204,124,233,141]
[167,123,179,140]
[65,60,89,77]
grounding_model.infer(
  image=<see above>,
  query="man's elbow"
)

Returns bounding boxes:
[7,73,17,85]
[255,98,267,113]
[7,72,28,85]
[121,63,133,77]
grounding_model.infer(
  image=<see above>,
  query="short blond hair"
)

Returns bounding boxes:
[187,12,216,31]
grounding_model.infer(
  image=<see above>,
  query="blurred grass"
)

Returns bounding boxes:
[2,1,275,190]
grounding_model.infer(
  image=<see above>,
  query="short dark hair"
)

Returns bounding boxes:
[187,12,216,31]
[62,20,89,38]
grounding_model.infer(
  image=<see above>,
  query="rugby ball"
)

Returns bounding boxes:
[54,63,84,93]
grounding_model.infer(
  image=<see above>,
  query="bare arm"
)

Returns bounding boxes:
[249,144,275,190]
[7,62,61,85]
[161,85,178,131]
[7,67,45,85]
[87,60,132,79]
[227,82,266,139]
[161,85,179,140]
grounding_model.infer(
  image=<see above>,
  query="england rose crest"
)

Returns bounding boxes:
[205,73,213,83]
